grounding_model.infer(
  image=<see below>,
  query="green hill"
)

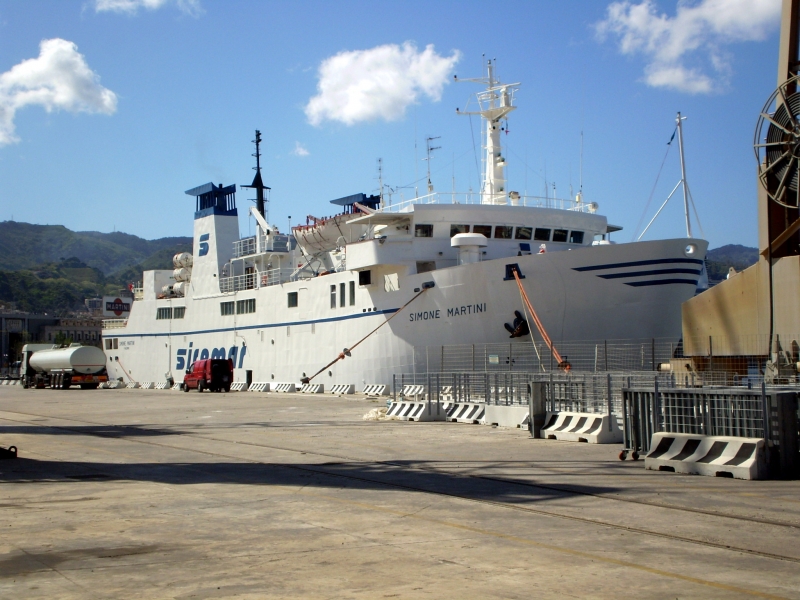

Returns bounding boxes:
[0,221,192,275]
[0,222,193,314]
[706,244,759,284]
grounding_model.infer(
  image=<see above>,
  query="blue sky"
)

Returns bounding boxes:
[0,0,783,249]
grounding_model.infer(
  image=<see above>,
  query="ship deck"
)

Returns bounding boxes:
[1,387,798,598]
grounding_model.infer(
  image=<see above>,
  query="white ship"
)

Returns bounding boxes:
[102,62,707,389]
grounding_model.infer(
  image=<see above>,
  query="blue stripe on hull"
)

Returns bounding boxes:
[624,279,698,287]
[573,257,703,272]
[598,268,701,280]
[106,307,399,339]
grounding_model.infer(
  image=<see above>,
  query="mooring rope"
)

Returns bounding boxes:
[301,286,430,384]
[115,358,136,383]
[512,269,570,371]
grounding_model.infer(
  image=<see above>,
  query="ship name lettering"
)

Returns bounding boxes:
[176,343,247,371]
[447,303,486,317]
[409,310,441,322]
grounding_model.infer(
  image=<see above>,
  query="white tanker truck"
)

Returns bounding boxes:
[21,344,109,390]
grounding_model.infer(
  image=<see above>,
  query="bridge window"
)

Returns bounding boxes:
[414,224,433,237]
[552,229,568,243]
[450,224,469,237]
[330,285,336,309]
[156,307,172,320]
[473,225,492,237]
[236,299,256,314]
[358,270,371,286]
[220,301,235,316]
[569,231,584,244]
[174,307,186,319]
[339,282,346,307]
[349,281,355,305]
[514,227,532,240]
[534,228,551,241]
[287,291,298,308]
[494,226,513,239]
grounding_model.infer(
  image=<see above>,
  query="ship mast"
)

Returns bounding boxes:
[455,60,519,205]
[242,130,271,220]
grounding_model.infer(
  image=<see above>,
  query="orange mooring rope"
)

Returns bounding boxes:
[301,287,430,384]
[512,269,570,371]
[115,358,136,383]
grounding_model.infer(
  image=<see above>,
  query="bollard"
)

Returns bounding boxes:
[528,381,546,438]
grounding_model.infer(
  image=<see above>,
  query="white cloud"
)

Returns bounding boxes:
[0,38,117,146]
[291,141,309,157]
[596,0,780,93]
[305,42,460,126]
[94,0,202,16]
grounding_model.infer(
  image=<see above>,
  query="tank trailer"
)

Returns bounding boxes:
[21,344,108,390]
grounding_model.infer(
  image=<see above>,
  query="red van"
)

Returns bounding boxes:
[182,359,233,392]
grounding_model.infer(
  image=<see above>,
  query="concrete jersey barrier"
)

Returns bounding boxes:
[540,411,622,444]
[386,401,444,422]
[645,432,768,480]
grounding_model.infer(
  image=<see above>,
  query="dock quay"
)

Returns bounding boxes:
[1,386,799,599]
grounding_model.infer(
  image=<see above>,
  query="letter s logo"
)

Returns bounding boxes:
[198,233,210,257]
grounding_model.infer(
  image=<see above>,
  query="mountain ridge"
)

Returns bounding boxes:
[0,221,192,275]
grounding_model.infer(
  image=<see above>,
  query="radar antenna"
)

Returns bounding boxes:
[423,136,441,193]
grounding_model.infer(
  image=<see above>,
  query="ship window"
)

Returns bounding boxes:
[515,226,533,240]
[384,273,399,292]
[349,281,355,306]
[416,261,436,274]
[415,224,433,238]
[359,270,371,286]
[553,229,568,242]
[113,338,118,349]
[287,291,298,308]
[220,301,235,316]
[156,307,172,320]
[173,307,186,319]
[450,224,469,237]
[473,225,492,237]
[105,338,112,350]
[236,298,256,314]
[569,231,584,244]
[339,282,346,307]
[494,226,513,239]
[534,228,550,241]
[330,285,336,309]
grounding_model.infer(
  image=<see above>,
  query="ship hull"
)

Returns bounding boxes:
[102,238,706,388]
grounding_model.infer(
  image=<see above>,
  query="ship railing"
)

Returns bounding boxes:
[233,234,294,258]
[102,319,128,329]
[377,192,597,214]
[219,267,296,293]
